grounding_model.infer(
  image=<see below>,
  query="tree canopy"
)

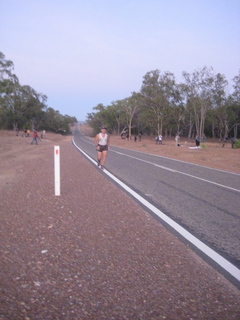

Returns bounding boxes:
[0,52,77,133]
[87,67,240,140]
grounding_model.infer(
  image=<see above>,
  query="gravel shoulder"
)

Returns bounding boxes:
[1,131,240,319]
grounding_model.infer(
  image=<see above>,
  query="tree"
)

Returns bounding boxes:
[107,100,126,135]
[86,66,239,141]
[87,104,110,135]
[20,85,47,130]
[226,71,240,139]
[182,67,216,140]
[0,51,77,133]
[0,52,18,83]
[211,73,228,139]
[121,92,140,140]
[0,52,20,129]
[141,70,181,137]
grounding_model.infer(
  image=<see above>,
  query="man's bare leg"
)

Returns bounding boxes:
[101,150,108,167]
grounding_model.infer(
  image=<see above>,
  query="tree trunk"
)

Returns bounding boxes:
[212,122,215,139]
[128,120,132,140]
[234,124,238,139]
[160,117,163,135]
[224,121,229,138]
[187,116,193,140]
[165,128,168,138]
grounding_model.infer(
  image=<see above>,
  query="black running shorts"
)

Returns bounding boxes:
[97,144,108,152]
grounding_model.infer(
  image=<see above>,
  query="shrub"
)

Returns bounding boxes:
[233,139,240,149]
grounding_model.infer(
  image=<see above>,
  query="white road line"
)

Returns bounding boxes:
[112,150,240,193]
[73,138,240,283]
[76,135,240,191]
[113,145,240,176]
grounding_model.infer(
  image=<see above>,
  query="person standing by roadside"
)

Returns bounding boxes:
[94,126,110,170]
[175,134,180,146]
[22,129,27,137]
[41,130,46,139]
[31,130,41,145]
[195,134,200,147]
[159,134,163,144]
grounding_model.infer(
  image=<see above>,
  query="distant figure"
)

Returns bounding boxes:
[16,128,19,136]
[195,135,200,147]
[175,135,180,146]
[134,136,137,142]
[155,136,159,144]
[31,130,41,145]
[27,129,30,137]
[159,134,163,144]
[22,129,27,137]
[41,130,46,139]
[222,137,228,148]
[232,138,236,149]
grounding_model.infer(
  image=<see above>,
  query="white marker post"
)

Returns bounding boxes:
[54,146,60,196]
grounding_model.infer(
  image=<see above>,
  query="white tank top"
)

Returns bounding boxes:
[98,133,108,146]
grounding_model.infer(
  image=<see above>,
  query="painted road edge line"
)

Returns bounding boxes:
[72,138,240,283]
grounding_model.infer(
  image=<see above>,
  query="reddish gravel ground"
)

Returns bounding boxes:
[0,130,240,320]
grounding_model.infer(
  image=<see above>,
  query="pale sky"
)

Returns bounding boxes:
[1,0,240,121]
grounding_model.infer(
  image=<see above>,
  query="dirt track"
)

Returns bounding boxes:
[1,130,240,319]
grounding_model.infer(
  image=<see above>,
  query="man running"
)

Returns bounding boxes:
[94,126,110,170]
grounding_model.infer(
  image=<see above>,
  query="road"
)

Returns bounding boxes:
[73,129,240,270]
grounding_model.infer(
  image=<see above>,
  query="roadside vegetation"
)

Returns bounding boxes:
[0,52,77,134]
[87,68,240,147]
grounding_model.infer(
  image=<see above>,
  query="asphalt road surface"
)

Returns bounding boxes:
[73,129,240,271]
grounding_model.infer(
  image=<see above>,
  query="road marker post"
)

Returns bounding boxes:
[54,146,60,196]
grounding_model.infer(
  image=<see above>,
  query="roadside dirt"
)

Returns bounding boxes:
[80,125,240,174]
[1,129,240,319]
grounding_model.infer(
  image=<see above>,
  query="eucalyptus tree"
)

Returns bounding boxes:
[137,103,155,135]
[141,70,163,136]
[86,104,107,134]
[227,71,240,139]
[0,52,20,129]
[121,92,140,140]
[45,107,59,131]
[20,85,47,130]
[141,70,180,137]
[0,52,47,130]
[225,100,240,139]
[182,66,216,140]
[58,114,77,134]
[107,100,126,135]
[211,73,229,139]
[168,102,186,137]
[165,81,186,137]
[86,103,118,135]
[232,70,240,102]
[0,52,18,83]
